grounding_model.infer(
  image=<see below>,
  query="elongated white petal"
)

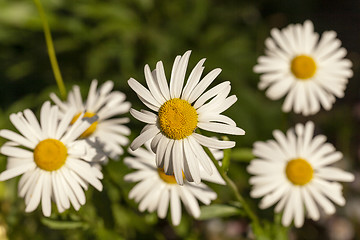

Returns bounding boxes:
[130,126,159,150]
[130,108,157,124]
[144,64,166,104]
[0,129,35,149]
[0,162,36,181]
[25,173,44,213]
[157,187,170,218]
[170,187,182,226]
[155,61,171,100]
[192,133,235,149]
[197,122,245,135]
[128,78,161,107]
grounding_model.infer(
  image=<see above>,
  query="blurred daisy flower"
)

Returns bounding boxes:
[124,142,223,226]
[0,101,104,216]
[128,50,244,185]
[247,121,354,227]
[254,20,353,116]
[51,79,131,160]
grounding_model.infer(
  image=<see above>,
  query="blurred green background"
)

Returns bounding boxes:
[0,0,360,239]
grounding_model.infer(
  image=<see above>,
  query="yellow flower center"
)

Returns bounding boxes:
[71,112,98,138]
[158,98,198,140]
[290,55,317,80]
[157,168,184,184]
[285,158,313,186]
[34,139,67,171]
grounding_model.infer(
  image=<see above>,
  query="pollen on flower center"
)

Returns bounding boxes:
[71,112,98,138]
[291,55,317,80]
[157,168,184,184]
[34,139,67,171]
[158,98,198,140]
[285,158,313,185]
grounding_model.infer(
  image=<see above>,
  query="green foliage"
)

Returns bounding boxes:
[199,204,245,220]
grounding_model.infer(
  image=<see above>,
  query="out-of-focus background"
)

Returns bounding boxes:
[0,0,360,239]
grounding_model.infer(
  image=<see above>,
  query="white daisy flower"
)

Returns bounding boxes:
[0,101,104,216]
[247,121,354,227]
[128,50,245,185]
[124,143,221,226]
[254,20,353,116]
[50,79,131,160]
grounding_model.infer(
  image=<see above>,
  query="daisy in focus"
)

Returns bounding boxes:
[0,101,104,216]
[124,142,223,226]
[247,121,354,227]
[254,20,353,116]
[50,79,131,160]
[128,50,244,185]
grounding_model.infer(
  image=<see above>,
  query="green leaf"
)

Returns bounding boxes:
[231,148,254,162]
[198,204,244,220]
[41,217,88,230]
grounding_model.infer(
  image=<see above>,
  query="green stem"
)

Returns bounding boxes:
[33,0,67,99]
[203,146,260,225]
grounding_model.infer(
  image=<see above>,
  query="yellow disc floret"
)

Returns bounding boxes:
[157,168,184,184]
[34,139,67,171]
[285,158,313,185]
[71,112,98,138]
[291,55,317,79]
[158,98,198,140]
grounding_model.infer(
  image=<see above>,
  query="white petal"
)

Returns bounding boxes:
[151,132,163,153]
[172,50,191,98]
[130,108,157,124]
[173,140,184,185]
[130,125,160,150]
[187,136,212,175]
[170,187,182,226]
[129,178,154,202]
[0,162,36,181]
[198,114,236,126]
[66,159,103,191]
[179,186,201,218]
[0,129,35,149]
[55,172,70,209]
[156,136,170,167]
[157,187,170,218]
[307,183,335,214]
[144,64,166,104]
[301,186,320,221]
[169,55,182,99]
[128,78,161,108]
[192,133,236,149]
[281,189,296,227]
[187,68,222,104]
[193,81,230,109]
[41,172,52,216]
[155,61,171,100]
[182,59,206,101]
[316,167,354,182]
[293,187,304,228]
[183,138,200,184]
[0,146,33,158]
[55,107,77,139]
[197,122,245,135]
[25,172,44,213]
[58,169,80,210]
[62,168,86,205]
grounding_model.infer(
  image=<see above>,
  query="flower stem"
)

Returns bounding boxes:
[202,145,263,232]
[33,0,67,99]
